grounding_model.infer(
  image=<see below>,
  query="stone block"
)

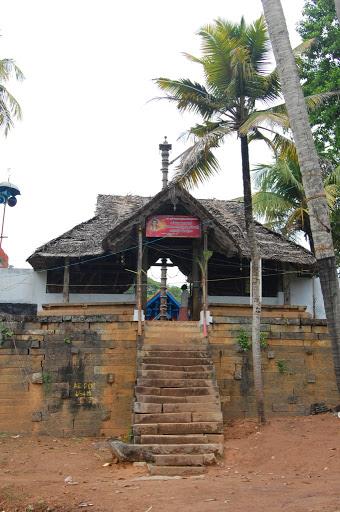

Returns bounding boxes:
[31,411,42,422]
[267,351,275,359]
[307,373,316,384]
[272,403,305,414]
[101,408,111,421]
[31,372,43,384]
[107,373,115,384]
[234,368,242,380]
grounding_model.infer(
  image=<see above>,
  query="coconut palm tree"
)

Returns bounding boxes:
[253,157,340,258]
[155,14,338,419]
[261,0,340,392]
[155,15,334,422]
[156,16,287,423]
[0,58,24,135]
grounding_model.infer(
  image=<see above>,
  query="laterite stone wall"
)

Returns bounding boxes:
[0,305,137,437]
[209,305,338,419]
[0,303,338,436]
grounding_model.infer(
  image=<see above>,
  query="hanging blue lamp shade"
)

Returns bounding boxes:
[0,182,21,207]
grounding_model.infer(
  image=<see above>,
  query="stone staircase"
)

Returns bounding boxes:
[133,321,224,476]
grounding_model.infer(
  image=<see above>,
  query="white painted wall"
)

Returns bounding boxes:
[0,268,135,310]
[289,276,328,319]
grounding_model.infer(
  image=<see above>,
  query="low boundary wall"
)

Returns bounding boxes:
[0,303,338,436]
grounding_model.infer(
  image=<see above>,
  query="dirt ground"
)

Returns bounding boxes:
[1,415,340,512]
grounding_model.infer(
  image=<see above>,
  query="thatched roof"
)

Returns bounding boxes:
[28,188,315,269]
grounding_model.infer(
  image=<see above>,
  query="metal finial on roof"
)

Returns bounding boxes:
[159,136,172,190]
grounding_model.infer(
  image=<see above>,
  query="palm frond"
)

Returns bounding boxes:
[0,59,25,81]
[304,91,340,111]
[252,159,304,198]
[292,38,315,57]
[182,52,204,65]
[245,16,270,74]
[188,120,232,138]
[324,184,338,209]
[253,190,294,218]
[239,110,290,134]
[154,78,221,119]
[324,165,340,187]
[0,98,14,135]
[170,130,223,189]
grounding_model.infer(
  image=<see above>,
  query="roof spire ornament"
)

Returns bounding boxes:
[159,136,172,190]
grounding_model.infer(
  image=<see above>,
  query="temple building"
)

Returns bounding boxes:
[0,139,337,476]
[27,184,316,319]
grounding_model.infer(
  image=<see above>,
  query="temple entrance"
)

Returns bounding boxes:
[143,238,203,321]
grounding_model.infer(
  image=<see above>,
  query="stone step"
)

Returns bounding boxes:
[142,387,218,397]
[134,402,220,414]
[143,336,205,344]
[137,378,214,388]
[157,422,223,435]
[135,443,222,455]
[148,465,206,476]
[134,412,192,424]
[138,370,213,379]
[141,350,209,358]
[141,364,213,372]
[141,434,223,445]
[142,343,208,351]
[133,421,223,436]
[141,357,212,366]
[136,394,220,404]
[134,411,223,424]
[145,321,199,329]
[134,402,162,414]
[153,453,216,466]
[162,403,221,413]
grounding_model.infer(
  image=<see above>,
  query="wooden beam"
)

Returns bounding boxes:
[192,239,200,320]
[63,257,70,303]
[137,226,143,335]
[202,228,208,335]
[142,244,148,310]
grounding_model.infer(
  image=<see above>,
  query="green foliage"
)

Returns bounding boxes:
[236,329,268,351]
[42,372,52,393]
[237,329,251,352]
[277,360,289,374]
[252,157,340,261]
[64,337,71,344]
[155,16,290,189]
[260,332,269,350]
[0,57,24,135]
[0,322,13,345]
[146,277,181,302]
[297,0,340,163]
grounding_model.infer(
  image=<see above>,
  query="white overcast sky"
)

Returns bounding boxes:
[0,0,305,269]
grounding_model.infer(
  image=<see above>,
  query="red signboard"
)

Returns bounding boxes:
[146,215,201,238]
[0,247,8,268]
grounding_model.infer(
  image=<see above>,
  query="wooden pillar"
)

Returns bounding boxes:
[63,257,70,303]
[142,244,148,311]
[283,263,291,305]
[192,239,200,321]
[137,226,143,335]
[202,228,208,335]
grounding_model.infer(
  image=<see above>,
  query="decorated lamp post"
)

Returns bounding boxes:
[0,181,21,251]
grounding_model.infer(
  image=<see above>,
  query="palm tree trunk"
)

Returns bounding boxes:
[335,0,340,22]
[241,135,266,424]
[261,0,340,392]
[305,218,315,255]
